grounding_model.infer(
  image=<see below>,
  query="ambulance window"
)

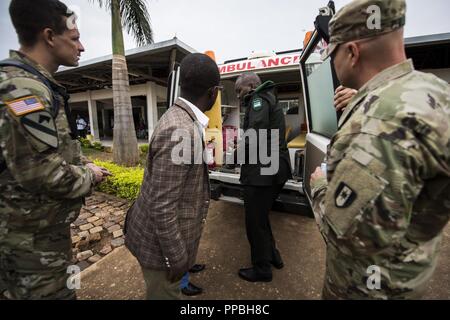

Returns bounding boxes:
[305,54,338,138]
[279,99,299,114]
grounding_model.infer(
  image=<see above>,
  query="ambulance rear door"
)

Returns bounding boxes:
[299,4,340,205]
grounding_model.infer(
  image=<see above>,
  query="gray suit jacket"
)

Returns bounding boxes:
[125,98,210,271]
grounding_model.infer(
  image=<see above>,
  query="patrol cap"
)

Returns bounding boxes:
[321,0,406,60]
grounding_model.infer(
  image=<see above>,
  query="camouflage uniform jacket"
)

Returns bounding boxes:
[0,51,95,236]
[311,59,450,299]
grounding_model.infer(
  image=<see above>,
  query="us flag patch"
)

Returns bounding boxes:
[5,96,45,116]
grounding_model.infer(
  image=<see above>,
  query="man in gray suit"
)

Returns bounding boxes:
[125,53,220,300]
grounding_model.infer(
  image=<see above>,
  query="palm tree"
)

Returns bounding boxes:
[91,0,153,166]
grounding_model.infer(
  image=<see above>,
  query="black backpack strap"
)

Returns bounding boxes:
[0,59,78,139]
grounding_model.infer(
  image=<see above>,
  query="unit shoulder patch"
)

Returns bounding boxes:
[335,182,357,208]
[252,98,263,111]
[21,110,58,148]
[5,95,45,116]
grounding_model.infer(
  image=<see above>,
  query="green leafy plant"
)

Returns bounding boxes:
[92,142,105,151]
[94,160,144,200]
[79,137,92,148]
[139,144,149,154]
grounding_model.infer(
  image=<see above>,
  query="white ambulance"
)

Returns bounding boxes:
[167,1,450,215]
[207,49,312,214]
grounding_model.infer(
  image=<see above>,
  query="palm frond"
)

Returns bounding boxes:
[120,0,153,47]
[88,0,111,11]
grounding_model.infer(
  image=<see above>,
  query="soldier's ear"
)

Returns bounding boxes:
[347,42,360,68]
[42,28,56,48]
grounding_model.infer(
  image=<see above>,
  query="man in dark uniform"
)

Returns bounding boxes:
[235,72,292,282]
[0,0,107,299]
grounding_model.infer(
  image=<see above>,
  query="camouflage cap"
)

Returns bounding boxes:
[322,0,406,60]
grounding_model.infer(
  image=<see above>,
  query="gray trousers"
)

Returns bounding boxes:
[140,267,181,300]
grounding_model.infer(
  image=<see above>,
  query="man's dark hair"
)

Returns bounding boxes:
[9,0,72,47]
[180,53,220,100]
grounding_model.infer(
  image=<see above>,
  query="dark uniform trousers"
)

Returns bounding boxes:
[242,158,290,275]
[243,182,285,274]
[239,81,292,275]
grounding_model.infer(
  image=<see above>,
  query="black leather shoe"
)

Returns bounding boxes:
[271,250,284,269]
[181,282,203,296]
[270,260,284,270]
[189,264,206,273]
[238,268,272,283]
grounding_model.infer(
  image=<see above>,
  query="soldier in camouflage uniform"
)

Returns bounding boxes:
[311,0,450,299]
[0,0,107,299]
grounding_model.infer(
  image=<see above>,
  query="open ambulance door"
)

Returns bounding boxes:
[299,1,340,205]
[166,64,181,109]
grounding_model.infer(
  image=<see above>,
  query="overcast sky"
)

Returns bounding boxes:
[1,0,449,64]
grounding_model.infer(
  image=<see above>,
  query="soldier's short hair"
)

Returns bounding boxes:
[180,53,220,100]
[9,0,73,47]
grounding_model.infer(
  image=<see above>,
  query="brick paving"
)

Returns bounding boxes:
[71,192,132,271]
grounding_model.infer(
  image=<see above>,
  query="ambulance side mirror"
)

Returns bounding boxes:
[314,15,332,44]
[315,0,335,44]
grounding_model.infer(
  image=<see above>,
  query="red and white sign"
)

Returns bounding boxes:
[219,53,301,75]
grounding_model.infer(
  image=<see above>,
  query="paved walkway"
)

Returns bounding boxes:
[71,193,131,271]
[76,199,450,300]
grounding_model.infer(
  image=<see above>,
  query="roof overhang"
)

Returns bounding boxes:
[405,33,450,70]
[405,32,450,47]
[55,38,197,93]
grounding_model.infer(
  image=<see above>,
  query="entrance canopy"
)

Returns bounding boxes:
[55,38,197,93]
[54,38,197,141]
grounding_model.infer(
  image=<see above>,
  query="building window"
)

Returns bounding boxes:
[157,102,167,120]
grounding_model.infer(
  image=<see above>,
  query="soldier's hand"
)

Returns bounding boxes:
[86,163,107,184]
[334,86,357,112]
[310,167,325,185]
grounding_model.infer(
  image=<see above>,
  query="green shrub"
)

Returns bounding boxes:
[94,160,144,200]
[139,144,150,154]
[92,142,105,151]
[79,138,105,151]
[79,137,92,148]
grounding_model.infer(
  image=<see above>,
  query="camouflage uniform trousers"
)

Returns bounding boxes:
[319,245,432,300]
[0,222,76,300]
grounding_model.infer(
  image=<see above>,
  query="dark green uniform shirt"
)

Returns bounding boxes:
[239,81,292,186]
